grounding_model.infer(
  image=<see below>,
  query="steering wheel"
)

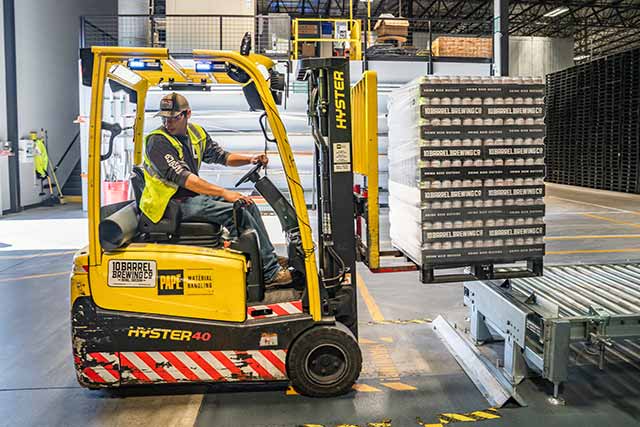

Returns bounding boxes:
[234,162,264,188]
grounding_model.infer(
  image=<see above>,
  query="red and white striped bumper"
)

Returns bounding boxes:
[77,350,288,386]
[247,300,303,320]
[77,352,120,385]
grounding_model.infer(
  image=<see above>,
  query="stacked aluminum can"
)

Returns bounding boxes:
[387,76,546,282]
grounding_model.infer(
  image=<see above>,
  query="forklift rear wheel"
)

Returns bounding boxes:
[287,325,362,397]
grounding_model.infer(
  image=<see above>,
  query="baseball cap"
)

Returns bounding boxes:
[154,92,190,118]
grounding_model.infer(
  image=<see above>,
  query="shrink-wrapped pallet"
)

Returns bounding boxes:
[387,76,547,282]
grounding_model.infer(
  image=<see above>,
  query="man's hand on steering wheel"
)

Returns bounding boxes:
[251,154,268,165]
[222,189,254,205]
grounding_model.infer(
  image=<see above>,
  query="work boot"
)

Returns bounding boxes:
[277,256,289,268]
[266,267,292,287]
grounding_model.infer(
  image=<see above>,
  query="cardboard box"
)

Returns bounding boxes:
[300,43,316,58]
[298,23,319,37]
[432,37,493,58]
[374,18,409,37]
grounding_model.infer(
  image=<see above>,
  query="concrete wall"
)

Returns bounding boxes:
[165,0,256,52]
[0,1,6,142]
[118,0,148,47]
[13,0,117,192]
[166,0,255,15]
[510,36,574,77]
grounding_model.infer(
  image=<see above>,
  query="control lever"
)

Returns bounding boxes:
[231,199,249,232]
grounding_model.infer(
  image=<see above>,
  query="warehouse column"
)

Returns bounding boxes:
[493,0,509,76]
[3,0,20,211]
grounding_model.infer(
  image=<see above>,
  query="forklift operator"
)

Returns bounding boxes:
[140,92,292,286]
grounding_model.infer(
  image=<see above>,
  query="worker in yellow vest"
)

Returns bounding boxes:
[141,93,291,286]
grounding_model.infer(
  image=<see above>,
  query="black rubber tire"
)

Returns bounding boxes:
[287,324,362,397]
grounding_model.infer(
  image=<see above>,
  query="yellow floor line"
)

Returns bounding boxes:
[368,344,401,379]
[381,382,417,391]
[62,196,82,203]
[470,410,501,420]
[581,213,640,228]
[368,319,432,325]
[356,272,385,322]
[358,338,377,345]
[352,383,382,393]
[418,408,501,426]
[364,422,392,427]
[546,234,640,240]
[0,250,76,260]
[379,337,394,343]
[441,413,477,422]
[547,195,632,213]
[285,386,299,395]
[0,271,68,283]
[547,248,640,255]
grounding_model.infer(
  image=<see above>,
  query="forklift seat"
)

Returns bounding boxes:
[130,166,222,247]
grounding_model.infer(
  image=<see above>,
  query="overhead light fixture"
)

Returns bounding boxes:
[543,7,569,18]
[574,55,590,61]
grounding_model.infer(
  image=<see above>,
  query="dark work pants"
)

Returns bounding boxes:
[179,195,280,281]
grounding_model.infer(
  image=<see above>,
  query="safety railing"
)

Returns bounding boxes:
[362,17,493,62]
[291,18,362,60]
[80,15,292,58]
[290,16,493,65]
[351,70,379,269]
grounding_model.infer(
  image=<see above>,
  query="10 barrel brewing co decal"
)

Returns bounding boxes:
[107,260,157,288]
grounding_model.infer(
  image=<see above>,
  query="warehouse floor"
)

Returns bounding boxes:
[1,183,640,426]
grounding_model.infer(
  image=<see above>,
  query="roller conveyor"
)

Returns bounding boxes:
[512,264,640,316]
[442,263,640,406]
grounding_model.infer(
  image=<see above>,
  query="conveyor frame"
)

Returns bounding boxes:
[456,263,640,405]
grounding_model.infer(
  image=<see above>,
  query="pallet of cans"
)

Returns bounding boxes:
[387,75,546,283]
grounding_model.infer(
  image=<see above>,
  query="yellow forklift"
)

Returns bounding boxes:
[71,41,361,396]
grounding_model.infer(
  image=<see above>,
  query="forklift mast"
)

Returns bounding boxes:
[299,58,358,333]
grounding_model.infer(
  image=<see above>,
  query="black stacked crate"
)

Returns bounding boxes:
[546,47,640,193]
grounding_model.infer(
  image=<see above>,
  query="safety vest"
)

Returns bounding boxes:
[33,138,49,178]
[139,123,208,223]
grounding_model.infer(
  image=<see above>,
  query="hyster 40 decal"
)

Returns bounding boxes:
[127,326,212,342]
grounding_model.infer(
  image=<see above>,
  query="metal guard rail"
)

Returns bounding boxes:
[292,18,362,60]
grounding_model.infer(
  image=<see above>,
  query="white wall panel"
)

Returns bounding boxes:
[510,36,574,77]
[14,0,117,196]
